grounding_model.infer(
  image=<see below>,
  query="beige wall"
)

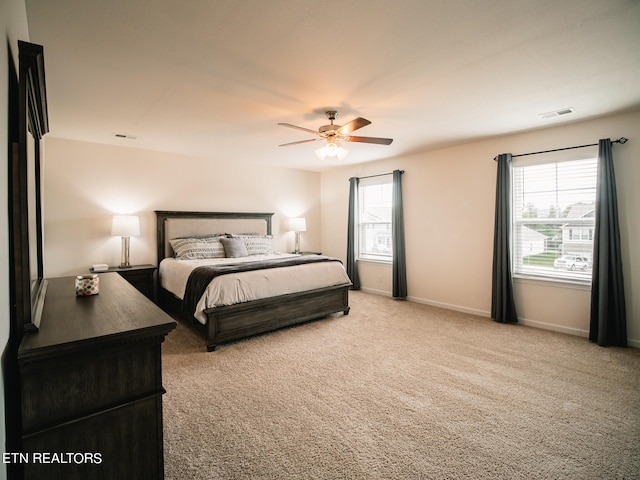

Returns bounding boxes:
[41,111,640,348]
[320,109,640,347]
[43,138,322,276]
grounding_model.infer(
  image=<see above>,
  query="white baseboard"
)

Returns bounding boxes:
[406,295,491,318]
[518,317,589,338]
[360,287,491,317]
[360,286,392,298]
[358,288,639,347]
[512,318,640,347]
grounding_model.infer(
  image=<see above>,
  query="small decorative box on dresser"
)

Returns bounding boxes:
[18,272,176,480]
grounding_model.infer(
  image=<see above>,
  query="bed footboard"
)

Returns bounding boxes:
[204,284,350,352]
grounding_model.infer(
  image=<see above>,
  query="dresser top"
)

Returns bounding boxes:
[19,272,176,360]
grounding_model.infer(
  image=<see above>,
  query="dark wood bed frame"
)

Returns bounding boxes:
[155,210,350,351]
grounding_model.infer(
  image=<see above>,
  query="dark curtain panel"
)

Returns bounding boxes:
[392,170,407,298]
[589,139,627,346]
[346,177,360,290]
[491,154,518,323]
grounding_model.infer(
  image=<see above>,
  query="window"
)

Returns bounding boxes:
[358,175,392,261]
[512,156,597,282]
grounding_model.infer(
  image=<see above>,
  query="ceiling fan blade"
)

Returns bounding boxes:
[278,138,321,147]
[342,135,393,145]
[277,123,321,135]
[337,117,371,135]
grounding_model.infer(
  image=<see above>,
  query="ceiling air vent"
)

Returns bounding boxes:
[538,107,575,119]
[114,133,138,140]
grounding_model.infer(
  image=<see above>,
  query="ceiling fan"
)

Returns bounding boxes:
[278,111,393,160]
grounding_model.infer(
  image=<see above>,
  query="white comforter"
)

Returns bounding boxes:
[159,253,351,324]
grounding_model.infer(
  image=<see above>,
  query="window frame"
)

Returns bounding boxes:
[357,175,393,263]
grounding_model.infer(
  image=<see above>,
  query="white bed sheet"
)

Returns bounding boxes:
[159,253,351,324]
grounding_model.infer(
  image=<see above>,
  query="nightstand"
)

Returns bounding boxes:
[104,264,156,300]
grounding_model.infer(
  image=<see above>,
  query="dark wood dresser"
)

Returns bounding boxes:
[18,272,176,480]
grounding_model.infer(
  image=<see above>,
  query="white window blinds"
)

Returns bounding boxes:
[358,175,393,261]
[511,154,597,282]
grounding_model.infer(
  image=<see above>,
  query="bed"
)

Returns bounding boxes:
[156,211,351,351]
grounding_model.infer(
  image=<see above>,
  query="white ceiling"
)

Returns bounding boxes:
[25,0,640,172]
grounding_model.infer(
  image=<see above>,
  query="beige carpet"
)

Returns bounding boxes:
[162,291,640,479]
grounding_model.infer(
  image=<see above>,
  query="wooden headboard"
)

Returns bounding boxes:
[155,211,274,266]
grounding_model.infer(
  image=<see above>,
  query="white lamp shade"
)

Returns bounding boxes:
[111,215,140,237]
[288,217,307,232]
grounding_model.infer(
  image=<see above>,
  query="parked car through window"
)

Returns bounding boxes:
[553,254,590,271]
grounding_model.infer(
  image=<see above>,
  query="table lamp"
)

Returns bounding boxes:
[111,215,140,268]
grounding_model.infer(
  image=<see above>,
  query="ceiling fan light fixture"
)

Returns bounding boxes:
[279,111,391,158]
[315,139,349,160]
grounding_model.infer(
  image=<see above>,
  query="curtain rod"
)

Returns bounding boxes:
[349,170,404,181]
[493,137,628,161]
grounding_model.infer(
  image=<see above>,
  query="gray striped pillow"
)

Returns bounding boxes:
[232,235,273,255]
[170,236,226,259]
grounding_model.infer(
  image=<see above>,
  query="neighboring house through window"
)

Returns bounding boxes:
[512,155,597,282]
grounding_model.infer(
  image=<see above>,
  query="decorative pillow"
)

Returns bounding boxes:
[229,234,273,255]
[170,236,225,259]
[220,236,249,258]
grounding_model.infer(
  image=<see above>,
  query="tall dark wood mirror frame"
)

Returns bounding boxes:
[10,40,49,336]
